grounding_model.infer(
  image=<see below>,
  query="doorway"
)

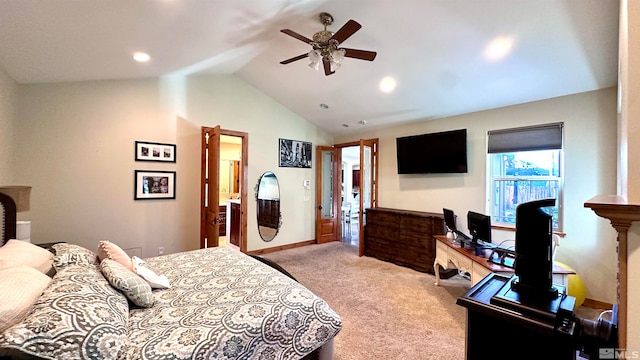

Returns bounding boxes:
[200,127,248,253]
[341,146,360,246]
[315,138,377,256]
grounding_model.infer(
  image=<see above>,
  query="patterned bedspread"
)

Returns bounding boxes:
[126,247,342,360]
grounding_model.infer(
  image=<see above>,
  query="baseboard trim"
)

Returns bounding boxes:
[582,298,614,310]
[247,240,316,255]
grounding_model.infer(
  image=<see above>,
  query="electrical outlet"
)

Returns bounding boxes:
[158,247,164,255]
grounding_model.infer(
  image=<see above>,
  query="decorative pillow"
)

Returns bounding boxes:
[52,242,100,265]
[0,239,54,274]
[101,259,154,308]
[97,240,133,271]
[0,263,129,360]
[0,266,52,332]
[132,256,171,289]
[53,252,97,270]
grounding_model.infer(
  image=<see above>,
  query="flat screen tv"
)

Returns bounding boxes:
[396,129,468,174]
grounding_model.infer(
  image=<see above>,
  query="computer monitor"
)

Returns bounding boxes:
[467,211,492,245]
[443,208,457,232]
[443,208,471,241]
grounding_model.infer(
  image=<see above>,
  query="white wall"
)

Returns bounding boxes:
[620,0,640,349]
[182,76,333,251]
[0,66,17,184]
[335,88,619,304]
[14,75,332,257]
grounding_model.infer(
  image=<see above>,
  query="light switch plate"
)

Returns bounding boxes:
[303,180,311,189]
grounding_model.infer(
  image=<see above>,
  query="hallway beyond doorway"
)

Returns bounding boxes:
[342,220,359,246]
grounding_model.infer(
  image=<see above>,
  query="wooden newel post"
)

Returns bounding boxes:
[584,195,640,351]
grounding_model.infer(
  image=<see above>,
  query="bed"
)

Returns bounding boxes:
[0,198,342,360]
[0,242,342,360]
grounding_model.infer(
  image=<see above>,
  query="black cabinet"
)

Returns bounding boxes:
[457,274,578,360]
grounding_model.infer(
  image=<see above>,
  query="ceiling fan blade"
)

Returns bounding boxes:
[280,29,313,44]
[343,48,377,61]
[330,19,362,44]
[280,53,309,64]
[323,59,335,76]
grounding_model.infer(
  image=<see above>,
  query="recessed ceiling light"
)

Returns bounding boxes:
[484,37,513,61]
[379,76,397,93]
[358,120,368,126]
[342,124,349,127]
[320,103,329,109]
[133,52,151,62]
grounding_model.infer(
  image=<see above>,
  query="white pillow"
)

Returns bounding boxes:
[0,265,52,332]
[0,239,54,274]
[131,256,170,289]
[0,259,21,270]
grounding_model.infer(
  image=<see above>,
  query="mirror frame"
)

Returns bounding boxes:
[255,171,281,242]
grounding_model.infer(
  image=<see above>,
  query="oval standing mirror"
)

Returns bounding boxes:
[256,172,281,241]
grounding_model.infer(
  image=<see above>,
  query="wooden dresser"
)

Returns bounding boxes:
[258,199,280,229]
[364,207,446,274]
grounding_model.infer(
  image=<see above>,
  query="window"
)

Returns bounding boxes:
[487,123,563,230]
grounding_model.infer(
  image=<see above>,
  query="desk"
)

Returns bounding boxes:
[433,235,573,287]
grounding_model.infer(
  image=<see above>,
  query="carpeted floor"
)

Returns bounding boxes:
[264,242,470,360]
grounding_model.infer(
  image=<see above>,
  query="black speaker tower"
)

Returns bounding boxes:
[511,198,557,298]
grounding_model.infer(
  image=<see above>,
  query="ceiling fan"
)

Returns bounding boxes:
[280,12,377,76]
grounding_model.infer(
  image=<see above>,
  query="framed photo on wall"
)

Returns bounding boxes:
[135,141,176,162]
[279,138,312,168]
[134,170,176,200]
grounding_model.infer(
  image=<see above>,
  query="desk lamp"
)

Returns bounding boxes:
[0,186,32,242]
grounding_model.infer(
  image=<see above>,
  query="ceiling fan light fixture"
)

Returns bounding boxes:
[280,12,377,76]
[329,60,341,72]
[331,48,345,63]
[308,49,321,70]
[309,61,321,71]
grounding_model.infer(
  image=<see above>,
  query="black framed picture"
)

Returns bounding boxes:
[135,141,176,162]
[279,138,312,168]
[134,170,176,200]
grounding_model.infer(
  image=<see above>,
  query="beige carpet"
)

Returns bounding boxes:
[264,242,470,360]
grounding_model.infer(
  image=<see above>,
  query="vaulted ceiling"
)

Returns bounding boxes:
[0,0,619,135]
